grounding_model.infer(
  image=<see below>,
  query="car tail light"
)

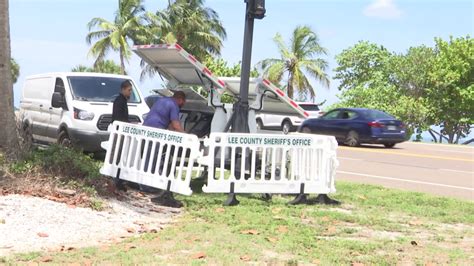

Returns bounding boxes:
[368,121,382,128]
[400,123,406,128]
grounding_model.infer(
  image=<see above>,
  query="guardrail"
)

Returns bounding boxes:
[100,121,201,195]
[201,132,338,204]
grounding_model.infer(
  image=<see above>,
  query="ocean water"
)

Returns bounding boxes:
[410,129,474,146]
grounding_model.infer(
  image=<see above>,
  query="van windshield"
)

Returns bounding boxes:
[67,76,141,103]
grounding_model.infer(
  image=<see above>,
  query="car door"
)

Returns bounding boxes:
[46,77,68,142]
[333,110,359,140]
[313,110,341,135]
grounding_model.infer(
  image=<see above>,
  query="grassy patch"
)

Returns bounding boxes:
[6,180,473,265]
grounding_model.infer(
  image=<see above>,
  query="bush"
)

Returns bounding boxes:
[10,145,101,179]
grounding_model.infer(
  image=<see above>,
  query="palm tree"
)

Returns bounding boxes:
[0,0,19,155]
[86,0,152,74]
[72,60,122,74]
[258,26,330,99]
[141,0,226,80]
[71,65,92,73]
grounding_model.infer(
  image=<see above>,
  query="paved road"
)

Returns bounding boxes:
[336,142,474,201]
[260,129,473,200]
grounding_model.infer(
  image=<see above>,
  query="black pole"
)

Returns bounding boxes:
[231,0,256,133]
[239,1,254,111]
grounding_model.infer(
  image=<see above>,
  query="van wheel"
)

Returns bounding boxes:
[345,131,360,147]
[58,130,72,148]
[282,121,292,135]
[256,119,263,130]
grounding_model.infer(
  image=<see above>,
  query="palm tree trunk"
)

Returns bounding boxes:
[0,0,19,157]
[287,73,294,99]
[119,48,125,75]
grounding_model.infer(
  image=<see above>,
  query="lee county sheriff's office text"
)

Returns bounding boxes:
[121,125,184,144]
[227,136,312,146]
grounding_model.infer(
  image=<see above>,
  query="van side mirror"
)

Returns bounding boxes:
[52,92,66,109]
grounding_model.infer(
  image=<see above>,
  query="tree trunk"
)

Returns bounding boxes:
[454,131,462,144]
[119,48,126,75]
[287,73,294,99]
[462,138,474,145]
[447,131,455,144]
[0,0,19,157]
[430,129,449,143]
[428,129,438,143]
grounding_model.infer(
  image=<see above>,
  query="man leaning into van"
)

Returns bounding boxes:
[111,80,133,191]
[142,91,186,208]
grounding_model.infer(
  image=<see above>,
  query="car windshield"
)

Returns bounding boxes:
[67,76,141,103]
[300,104,320,111]
[363,110,394,120]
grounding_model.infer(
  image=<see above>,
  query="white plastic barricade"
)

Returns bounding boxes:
[100,121,201,195]
[202,133,338,194]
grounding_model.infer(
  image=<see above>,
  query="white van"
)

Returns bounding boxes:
[19,72,150,152]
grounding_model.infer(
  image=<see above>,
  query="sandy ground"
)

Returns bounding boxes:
[0,193,180,256]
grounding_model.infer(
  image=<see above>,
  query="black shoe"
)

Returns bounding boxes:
[151,191,183,208]
[115,180,127,192]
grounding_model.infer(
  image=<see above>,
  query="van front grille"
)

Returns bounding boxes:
[97,115,141,131]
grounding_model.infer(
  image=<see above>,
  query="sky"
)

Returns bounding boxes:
[9,0,474,108]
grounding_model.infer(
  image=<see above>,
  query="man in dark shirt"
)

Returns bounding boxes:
[111,80,133,191]
[112,80,132,123]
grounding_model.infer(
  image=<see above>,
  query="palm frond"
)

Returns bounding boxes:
[265,61,286,85]
[273,33,292,59]
[87,17,115,31]
[300,59,330,89]
[256,58,283,72]
[293,68,315,98]
[88,37,112,66]
[86,30,112,45]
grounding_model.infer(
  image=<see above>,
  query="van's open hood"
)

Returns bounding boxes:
[133,43,308,118]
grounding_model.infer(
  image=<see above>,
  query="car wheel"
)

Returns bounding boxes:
[384,143,396,148]
[301,126,312,134]
[58,130,72,148]
[345,131,360,147]
[256,119,263,130]
[282,121,292,135]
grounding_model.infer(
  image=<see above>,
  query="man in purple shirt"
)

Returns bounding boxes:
[144,91,186,132]
[142,91,186,207]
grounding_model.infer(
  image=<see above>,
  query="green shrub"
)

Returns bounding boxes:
[32,145,101,179]
[10,145,101,179]
[9,161,34,174]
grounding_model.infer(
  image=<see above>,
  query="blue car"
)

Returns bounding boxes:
[299,108,406,148]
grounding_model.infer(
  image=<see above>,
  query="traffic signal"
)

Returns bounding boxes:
[246,0,266,19]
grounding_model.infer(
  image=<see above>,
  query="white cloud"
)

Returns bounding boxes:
[363,0,402,19]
